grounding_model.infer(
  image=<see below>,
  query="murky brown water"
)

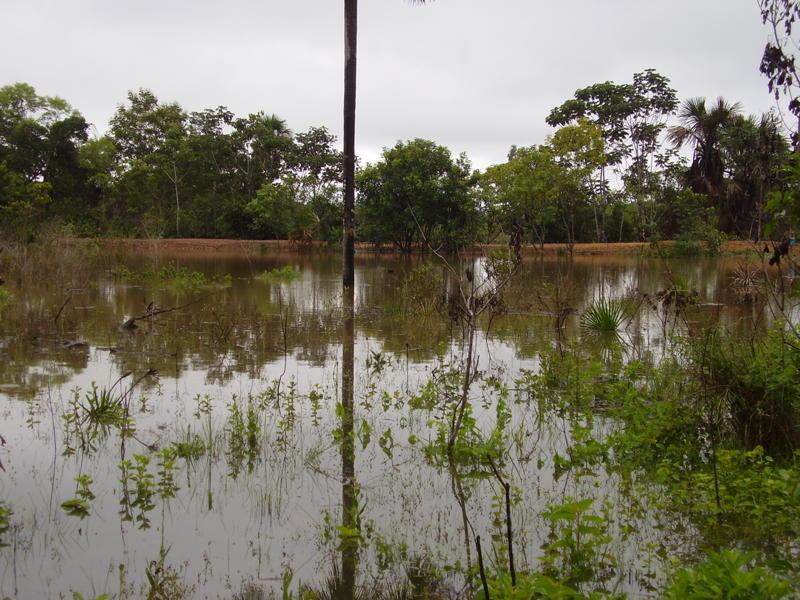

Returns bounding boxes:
[0,249,769,598]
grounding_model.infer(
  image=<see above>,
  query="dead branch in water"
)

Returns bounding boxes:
[120,297,204,330]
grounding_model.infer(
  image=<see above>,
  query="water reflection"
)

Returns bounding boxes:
[340,283,357,600]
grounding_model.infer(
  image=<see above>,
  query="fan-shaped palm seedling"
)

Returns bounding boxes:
[580,298,628,334]
[730,263,764,303]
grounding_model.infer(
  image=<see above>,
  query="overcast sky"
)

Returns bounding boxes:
[0,0,776,168]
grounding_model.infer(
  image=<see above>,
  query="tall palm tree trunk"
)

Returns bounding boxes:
[343,0,357,288]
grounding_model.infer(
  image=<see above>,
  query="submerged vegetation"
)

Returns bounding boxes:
[3,244,796,598]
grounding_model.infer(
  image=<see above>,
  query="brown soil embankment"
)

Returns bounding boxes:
[97,238,761,257]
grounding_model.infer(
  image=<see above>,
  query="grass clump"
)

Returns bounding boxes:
[120,262,230,291]
[256,265,301,283]
[0,501,11,547]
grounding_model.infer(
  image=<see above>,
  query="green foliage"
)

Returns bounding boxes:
[61,474,95,519]
[698,327,800,455]
[483,572,603,599]
[256,265,301,283]
[145,546,189,600]
[119,454,157,529]
[580,298,628,334]
[665,447,800,552]
[225,396,261,478]
[357,139,481,252]
[171,428,206,460]
[120,262,230,291]
[401,262,442,315]
[62,383,130,455]
[245,182,316,241]
[663,550,792,600]
[0,501,11,547]
[0,287,12,312]
[539,498,616,590]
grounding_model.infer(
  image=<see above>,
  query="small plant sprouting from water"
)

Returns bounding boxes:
[145,546,189,600]
[580,297,628,334]
[120,262,230,291]
[61,474,96,519]
[0,501,11,547]
[402,263,443,316]
[120,454,156,529]
[170,428,206,461]
[0,287,12,312]
[256,265,301,283]
[539,497,616,590]
[309,385,323,427]
[156,447,179,501]
[225,395,261,478]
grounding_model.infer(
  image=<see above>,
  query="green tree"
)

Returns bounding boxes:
[356,139,479,252]
[547,70,678,240]
[0,83,94,237]
[342,0,431,285]
[667,97,742,230]
[481,145,560,249]
[109,89,188,236]
[721,112,789,237]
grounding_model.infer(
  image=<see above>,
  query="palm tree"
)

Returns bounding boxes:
[667,97,742,210]
[721,112,788,237]
[342,0,430,287]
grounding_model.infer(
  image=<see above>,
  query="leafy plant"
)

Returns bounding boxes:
[540,497,616,589]
[61,474,95,519]
[256,265,301,283]
[0,501,11,547]
[663,550,792,599]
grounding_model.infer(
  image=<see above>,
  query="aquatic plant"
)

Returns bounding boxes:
[62,383,128,455]
[697,327,800,455]
[402,262,442,316]
[145,546,190,600]
[0,287,12,311]
[61,473,95,519]
[0,501,11,547]
[580,297,628,334]
[170,428,206,461]
[256,265,301,283]
[119,261,230,291]
[225,395,261,478]
[119,454,156,529]
[730,262,765,303]
[539,497,616,590]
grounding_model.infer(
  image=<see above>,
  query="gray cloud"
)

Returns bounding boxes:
[0,0,776,168]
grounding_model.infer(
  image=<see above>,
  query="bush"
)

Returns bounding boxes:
[664,550,792,600]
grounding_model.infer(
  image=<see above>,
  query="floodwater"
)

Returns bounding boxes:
[0,249,770,599]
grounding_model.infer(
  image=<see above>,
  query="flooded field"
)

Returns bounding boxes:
[0,246,787,599]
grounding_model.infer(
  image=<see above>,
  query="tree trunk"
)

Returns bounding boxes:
[343,0,358,287]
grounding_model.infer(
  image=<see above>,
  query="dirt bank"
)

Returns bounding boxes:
[96,238,761,257]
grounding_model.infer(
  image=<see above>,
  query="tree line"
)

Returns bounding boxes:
[0,72,797,248]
